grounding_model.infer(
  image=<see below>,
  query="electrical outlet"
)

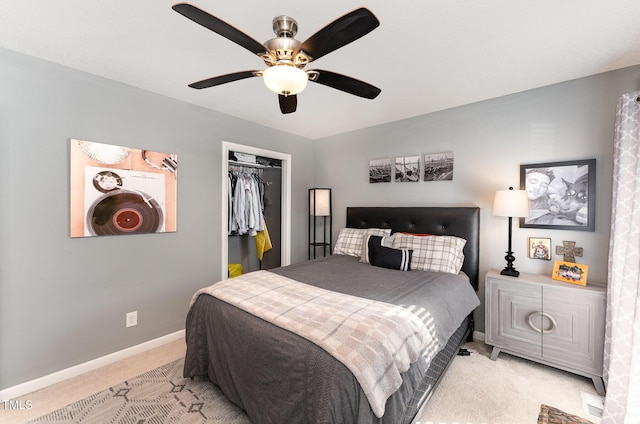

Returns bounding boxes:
[126,311,137,328]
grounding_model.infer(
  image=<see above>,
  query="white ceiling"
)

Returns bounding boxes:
[2,1,640,139]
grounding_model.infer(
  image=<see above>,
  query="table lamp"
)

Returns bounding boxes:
[493,187,530,277]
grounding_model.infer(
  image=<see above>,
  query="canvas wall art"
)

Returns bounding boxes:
[395,156,420,182]
[369,158,391,183]
[423,151,454,181]
[69,139,178,237]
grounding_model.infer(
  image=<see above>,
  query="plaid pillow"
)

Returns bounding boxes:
[334,228,392,257]
[391,233,466,274]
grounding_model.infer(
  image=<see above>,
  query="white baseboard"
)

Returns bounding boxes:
[0,330,185,400]
[472,330,485,342]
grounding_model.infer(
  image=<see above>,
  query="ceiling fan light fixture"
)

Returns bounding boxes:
[263,65,308,96]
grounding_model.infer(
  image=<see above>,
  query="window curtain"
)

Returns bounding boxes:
[602,91,640,423]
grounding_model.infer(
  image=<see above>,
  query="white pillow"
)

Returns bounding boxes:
[333,227,392,257]
[391,233,466,274]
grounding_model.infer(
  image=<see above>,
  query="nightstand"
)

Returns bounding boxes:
[485,269,606,395]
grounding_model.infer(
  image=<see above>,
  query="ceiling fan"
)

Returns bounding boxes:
[172,3,381,114]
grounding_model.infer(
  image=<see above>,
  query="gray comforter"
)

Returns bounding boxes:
[183,255,480,424]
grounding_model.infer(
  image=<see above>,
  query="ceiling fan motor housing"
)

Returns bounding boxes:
[262,15,310,67]
[263,37,301,64]
[272,15,297,38]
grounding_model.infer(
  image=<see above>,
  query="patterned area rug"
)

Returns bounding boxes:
[537,404,595,424]
[27,358,251,424]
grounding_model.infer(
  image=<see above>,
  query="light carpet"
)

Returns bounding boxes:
[417,342,600,424]
[26,359,249,424]
[24,341,601,424]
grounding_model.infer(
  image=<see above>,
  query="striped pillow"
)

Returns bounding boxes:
[365,235,412,271]
[360,233,394,263]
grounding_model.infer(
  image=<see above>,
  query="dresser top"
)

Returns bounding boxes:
[487,269,606,293]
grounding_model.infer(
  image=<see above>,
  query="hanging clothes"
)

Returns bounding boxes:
[254,217,273,261]
[228,166,266,236]
[228,163,275,267]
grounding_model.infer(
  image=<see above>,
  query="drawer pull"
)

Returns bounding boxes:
[527,311,557,334]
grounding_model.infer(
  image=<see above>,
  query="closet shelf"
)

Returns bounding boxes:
[229,159,281,169]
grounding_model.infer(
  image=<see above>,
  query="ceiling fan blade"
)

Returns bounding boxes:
[296,8,379,62]
[172,3,268,56]
[279,95,297,114]
[188,70,259,89]
[308,70,381,99]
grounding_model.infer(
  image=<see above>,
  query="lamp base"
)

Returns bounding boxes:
[501,249,520,277]
[500,267,520,277]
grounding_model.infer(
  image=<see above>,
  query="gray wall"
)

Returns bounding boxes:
[0,48,313,390]
[313,65,640,332]
[2,45,638,390]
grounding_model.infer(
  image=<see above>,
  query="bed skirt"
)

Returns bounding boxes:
[402,315,472,424]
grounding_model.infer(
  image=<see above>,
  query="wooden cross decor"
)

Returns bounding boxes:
[556,241,583,263]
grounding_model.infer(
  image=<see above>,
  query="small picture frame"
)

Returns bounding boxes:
[551,260,589,286]
[528,237,551,260]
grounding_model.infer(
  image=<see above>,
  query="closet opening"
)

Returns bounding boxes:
[221,141,291,280]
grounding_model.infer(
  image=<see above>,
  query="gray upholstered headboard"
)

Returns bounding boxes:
[346,207,480,290]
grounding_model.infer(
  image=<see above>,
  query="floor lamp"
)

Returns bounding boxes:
[493,187,530,277]
[309,188,332,259]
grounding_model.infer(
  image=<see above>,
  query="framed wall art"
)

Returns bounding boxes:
[528,237,551,260]
[520,159,595,231]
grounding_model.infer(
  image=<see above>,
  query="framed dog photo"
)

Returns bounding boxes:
[520,159,595,231]
[551,260,589,286]
[528,237,551,260]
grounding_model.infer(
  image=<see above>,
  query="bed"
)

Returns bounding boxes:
[184,206,480,424]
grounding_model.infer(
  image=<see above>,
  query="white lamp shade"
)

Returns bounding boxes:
[310,188,331,216]
[493,188,530,218]
[263,65,308,95]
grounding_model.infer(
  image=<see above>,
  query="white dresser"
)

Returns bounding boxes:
[485,269,606,395]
